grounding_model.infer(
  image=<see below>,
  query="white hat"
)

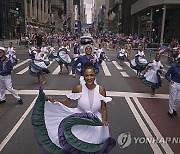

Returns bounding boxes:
[0,47,6,52]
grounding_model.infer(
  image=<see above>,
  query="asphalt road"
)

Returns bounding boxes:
[0,44,179,154]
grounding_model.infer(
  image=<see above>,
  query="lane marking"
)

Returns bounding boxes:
[121,72,129,77]
[133,97,174,154]
[17,67,29,75]
[5,90,169,99]
[101,61,111,76]
[0,96,38,151]
[112,61,123,70]
[125,97,163,154]
[52,66,60,74]
[13,59,31,69]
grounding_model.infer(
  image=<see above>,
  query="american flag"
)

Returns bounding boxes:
[158,45,170,54]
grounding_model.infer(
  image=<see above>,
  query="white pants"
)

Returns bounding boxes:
[0,75,20,101]
[169,82,180,114]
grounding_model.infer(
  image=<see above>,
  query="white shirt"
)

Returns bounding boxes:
[7,47,16,55]
[49,47,55,54]
[41,47,48,53]
[148,60,163,71]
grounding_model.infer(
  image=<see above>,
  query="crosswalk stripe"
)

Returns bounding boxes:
[112,61,123,70]
[52,66,60,74]
[5,90,169,99]
[101,61,111,76]
[17,67,29,75]
[13,59,31,69]
[121,72,129,77]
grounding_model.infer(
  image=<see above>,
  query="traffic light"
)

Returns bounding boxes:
[15,2,21,13]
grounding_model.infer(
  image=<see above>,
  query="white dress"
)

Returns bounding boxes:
[6,47,17,64]
[29,52,50,76]
[137,51,148,64]
[117,49,126,60]
[57,46,71,64]
[34,52,47,69]
[141,60,163,88]
[32,85,116,153]
[41,47,48,54]
[130,50,148,71]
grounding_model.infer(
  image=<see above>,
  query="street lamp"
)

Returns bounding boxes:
[118,22,121,33]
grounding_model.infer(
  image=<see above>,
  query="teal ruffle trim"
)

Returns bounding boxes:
[32,90,68,154]
[32,90,116,153]
[141,76,161,89]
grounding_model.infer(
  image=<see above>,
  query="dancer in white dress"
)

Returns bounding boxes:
[32,62,116,153]
[48,44,56,59]
[97,44,105,65]
[40,42,48,53]
[117,46,126,65]
[56,42,71,74]
[130,45,148,76]
[141,54,163,96]
[28,42,37,59]
[29,47,50,84]
[6,42,18,66]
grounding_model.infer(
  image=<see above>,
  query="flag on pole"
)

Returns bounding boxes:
[108,11,116,21]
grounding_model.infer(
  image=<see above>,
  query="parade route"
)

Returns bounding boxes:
[1,89,179,154]
[0,42,179,154]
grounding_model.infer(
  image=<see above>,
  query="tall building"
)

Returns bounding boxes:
[66,0,75,32]
[0,0,25,39]
[25,0,53,33]
[51,0,64,32]
[93,0,106,29]
[71,0,85,33]
[131,0,180,43]
[108,0,122,32]
[121,0,137,35]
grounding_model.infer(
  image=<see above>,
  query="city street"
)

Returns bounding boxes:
[0,45,179,154]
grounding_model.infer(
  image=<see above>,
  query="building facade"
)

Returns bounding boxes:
[93,0,109,32]
[25,0,53,34]
[131,0,180,43]
[93,0,105,27]
[108,0,122,32]
[51,0,64,32]
[0,0,25,39]
[65,0,75,32]
[121,0,137,35]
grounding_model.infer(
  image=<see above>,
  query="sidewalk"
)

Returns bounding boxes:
[0,39,18,47]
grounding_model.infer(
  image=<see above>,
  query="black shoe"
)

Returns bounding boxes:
[0,100,6,104]
[173,110,177,116]
[167,112,174,118]
[18,99,23,105]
